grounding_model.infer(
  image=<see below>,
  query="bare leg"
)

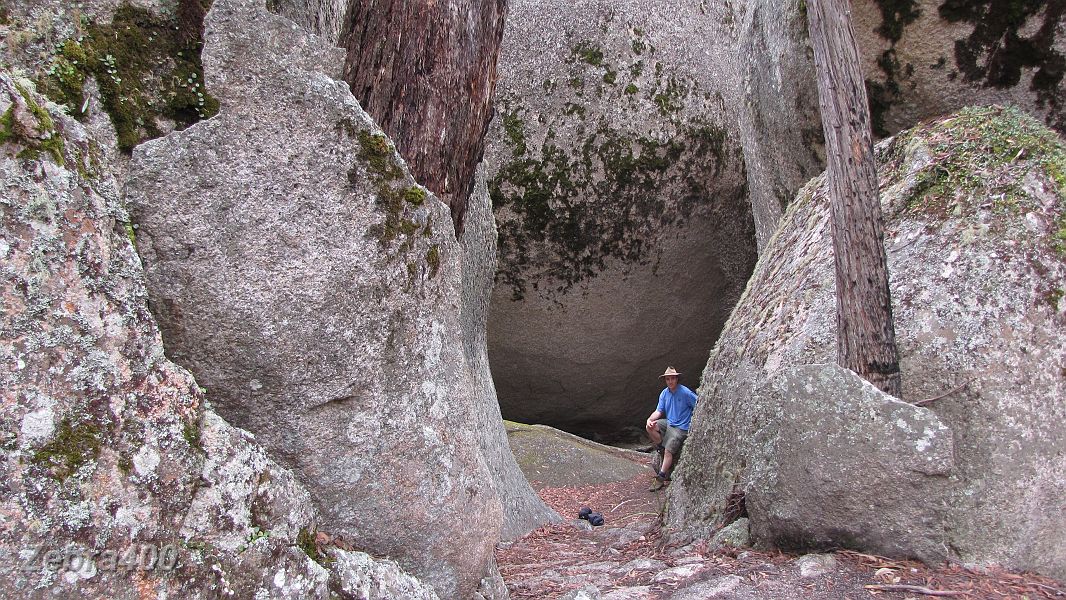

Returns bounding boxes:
[661,451,675,477]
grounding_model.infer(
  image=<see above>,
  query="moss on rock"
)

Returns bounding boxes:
[36,1,219,152]
[882,104,1066,255]
[489,114,729,299]
[354,129,441,276]
[1,80,66,165]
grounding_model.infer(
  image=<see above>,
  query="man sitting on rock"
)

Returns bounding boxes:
[645,366,697,491]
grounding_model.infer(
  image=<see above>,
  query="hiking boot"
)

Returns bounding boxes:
[648,472,670,492]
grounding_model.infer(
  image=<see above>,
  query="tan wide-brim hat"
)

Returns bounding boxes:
[658,366,681,378]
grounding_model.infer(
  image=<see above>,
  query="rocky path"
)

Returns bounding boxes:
[497,429,1066,600]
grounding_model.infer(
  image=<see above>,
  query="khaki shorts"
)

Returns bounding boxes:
[656,419,688,455]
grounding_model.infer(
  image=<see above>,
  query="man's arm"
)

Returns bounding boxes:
[646,409,663,430]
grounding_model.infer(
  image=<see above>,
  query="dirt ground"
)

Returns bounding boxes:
[499,428,1066,600]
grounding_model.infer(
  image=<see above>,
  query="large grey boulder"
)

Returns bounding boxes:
[126,0,534,595]
[849,1,1066,137]
[745,364,954,561]
[483,0,757,439]
[668,106,1066,579]
[728,0,1066,249]
[730,0,825,252]
[0,71,433,599]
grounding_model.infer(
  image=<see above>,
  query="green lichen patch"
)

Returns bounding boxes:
[562,103,586,119]
[36,1,219,152]
[572,41,604,67]
[884,105,1066,252]
[31,417,103,480]
[426,244,440,278]
[1,82,67,165]
[502,111,527,156]
[182,416,202,452]
[1054,215,1066,256]
[123,222,137,247]
[358,130,408,246]
[358,130,403,182]
[404,186,426,206]
[356,129,438,275]
[653,77,686,115]
[117,454,133,475]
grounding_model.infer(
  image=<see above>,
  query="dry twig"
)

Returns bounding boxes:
[914,377,975,406]
[837,549,909,569]
[1033,582,1066,597]
[865,583,965,596]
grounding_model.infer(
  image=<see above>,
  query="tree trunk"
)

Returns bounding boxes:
[339,0,507,237]
[806,0,902,397]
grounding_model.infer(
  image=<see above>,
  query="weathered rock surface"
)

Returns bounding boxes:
[709,518,750,551]
[328,549,440,600]
[269,0,351,46]
[126,0,541,595]
[0,72,435,600]
[483,0,757,439]
[504,421,649,489]
[727,0,1066,248]
[464,167,562,539]
[849,1,1066,137]
[729,0,825,251]
[668,106,1066,579]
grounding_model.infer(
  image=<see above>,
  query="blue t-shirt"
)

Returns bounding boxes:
[656,384,698,431]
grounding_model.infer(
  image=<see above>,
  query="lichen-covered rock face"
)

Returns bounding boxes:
[483,0,758,439]
[730,0,1066,249]
[268,0,350,45]
[852,1,1066,138]
[125,0,510,596]
[0,72,328,598]
[328,550,440,600]
[668,106,1066,579]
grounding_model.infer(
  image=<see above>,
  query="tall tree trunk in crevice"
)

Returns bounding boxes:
[339,0,507,237]
[807,0,902,397]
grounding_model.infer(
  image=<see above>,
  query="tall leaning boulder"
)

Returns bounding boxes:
[126,0,529,596]
[483,0,757,439]
[464,165,563,540]
[668,106,1066,579]
[270,0,560,542]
